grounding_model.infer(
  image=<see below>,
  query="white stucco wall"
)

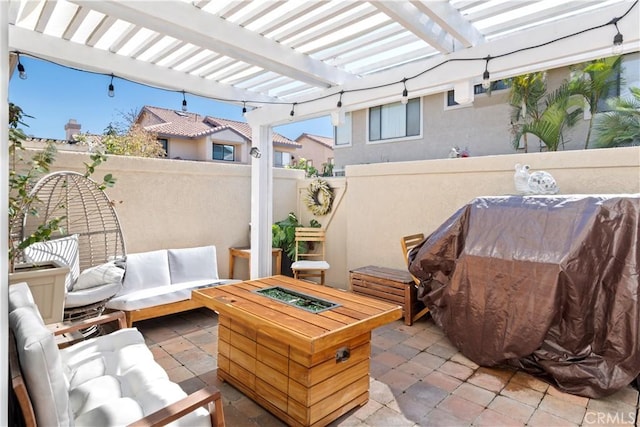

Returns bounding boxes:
[42,146,640,290]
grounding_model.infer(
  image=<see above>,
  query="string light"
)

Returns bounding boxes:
[9,0,636,121]
[242,101,247,116]
[16,53,27,80]
[401,78,409,104]
[108,74,115,97]
[482,56,491,90]
[611,17,624,54]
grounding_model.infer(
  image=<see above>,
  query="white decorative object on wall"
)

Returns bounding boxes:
[514,164,560,195]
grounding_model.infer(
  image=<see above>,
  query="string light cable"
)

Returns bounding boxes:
[10,0,637,116]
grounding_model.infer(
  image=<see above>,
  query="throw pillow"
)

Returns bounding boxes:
[24,234,80,291]
[73,261,125,291]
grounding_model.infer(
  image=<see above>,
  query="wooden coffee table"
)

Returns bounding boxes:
[192,275,402,427]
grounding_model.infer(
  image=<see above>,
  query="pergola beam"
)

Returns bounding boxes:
[373,1,461,54]
[411,0,485,48]
[72,0,356,89]
[8,25,278,104]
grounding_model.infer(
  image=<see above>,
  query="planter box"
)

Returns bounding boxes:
[9,260,69,324]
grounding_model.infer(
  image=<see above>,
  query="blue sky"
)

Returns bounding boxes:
[9,55,333,141]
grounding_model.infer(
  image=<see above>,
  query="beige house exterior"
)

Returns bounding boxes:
[293,133,334,173]
[333,52,640,173]
[137,106,301,165]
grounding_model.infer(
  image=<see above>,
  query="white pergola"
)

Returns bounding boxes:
[2,1,639,422]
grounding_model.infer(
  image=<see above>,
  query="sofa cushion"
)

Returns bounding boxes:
[61,328,211,426]
[106,279,233,311]
[168,246,219,284]
[9,282,38,313]
[121,249,171,295]
[24,234,80,291]
[65,282,124,308]
[9,306,70,426]
[74,261,125,291]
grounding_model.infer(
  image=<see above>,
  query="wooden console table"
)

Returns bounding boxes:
[228,247,282,279]
[193,276,401,427]
[350,265,428,326]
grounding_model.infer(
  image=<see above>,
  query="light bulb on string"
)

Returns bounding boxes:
[289,103,296,121]
[17,53,27,80]
[108,74,115,97]
[181,91,188,112]
[482,56,491,90]
[612,18,624,54]
[401,79,408,105]
[242,102,247,116]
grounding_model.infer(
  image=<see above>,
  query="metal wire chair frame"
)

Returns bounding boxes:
[20,171,126,323]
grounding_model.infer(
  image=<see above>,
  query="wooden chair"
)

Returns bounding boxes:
[291,227,330,285]
[400,233,424,285]
[400,233,430,323]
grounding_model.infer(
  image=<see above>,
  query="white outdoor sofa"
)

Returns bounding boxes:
[9,282,225,426]
[106,245,238,327]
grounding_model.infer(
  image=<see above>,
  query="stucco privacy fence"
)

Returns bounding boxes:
[47,146,640,289]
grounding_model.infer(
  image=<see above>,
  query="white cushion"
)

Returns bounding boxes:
[121,250,171,295]
[291,260,331,270]
[65,282,124,308]
[9,282,37,313]
[106,279,236,311]
[168,246,219,284]
[10,306,70,426]
[60,328,211,427]
[74,261,125,291]
[24,234,80,291]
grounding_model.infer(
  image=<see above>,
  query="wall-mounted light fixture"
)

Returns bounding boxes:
[249,147,261,158]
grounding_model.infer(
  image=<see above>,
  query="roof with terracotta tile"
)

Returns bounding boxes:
[296,133,334,149]
[140,106,300,147]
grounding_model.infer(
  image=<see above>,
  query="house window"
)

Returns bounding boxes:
[596,69,621,113]
[157,138,168,156]
[274,151,291,167]
[212,143,235,161]
[369,98,420,141]
[446,80,511,107]
[334,112,352,146]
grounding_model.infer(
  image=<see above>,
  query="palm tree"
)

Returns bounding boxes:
[570,56,622,149]
[594,87,640,148]
[512,82,584,152]
[508,72,547,152]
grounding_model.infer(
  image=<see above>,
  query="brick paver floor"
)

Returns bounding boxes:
[136,308,639,427]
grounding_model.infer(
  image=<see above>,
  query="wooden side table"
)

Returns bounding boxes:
[350,265,429,326]
[228,247,282,279]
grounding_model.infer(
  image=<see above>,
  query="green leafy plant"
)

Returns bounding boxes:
[594,87,640,148]
[508,72,547,152]
[569,56,622,149]
[8,103,115,272]
[272,212,320,259]
[511,82,584,152]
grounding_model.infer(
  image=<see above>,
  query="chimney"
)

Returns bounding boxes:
[64,119,81,141]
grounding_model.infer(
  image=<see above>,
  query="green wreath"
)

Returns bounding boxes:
[304,179,334,216]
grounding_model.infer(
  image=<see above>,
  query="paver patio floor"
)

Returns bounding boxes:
[136,308,639,427]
